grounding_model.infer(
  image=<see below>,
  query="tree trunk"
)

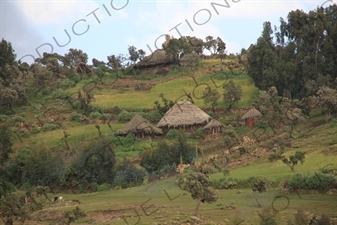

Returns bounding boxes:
[194,198,201,216]
[253,191,262,207]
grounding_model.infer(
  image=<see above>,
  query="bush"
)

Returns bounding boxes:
[140,132,195,173]
[41,123,61,132]
[57,78,75,89]
[268,153,283,162]
[100,113,112,122]
[71,112,82,122]
[118,110,147,123]
[97,183,111,192]
[68,73,81,83]
[194,128,206,140]
[89,111,102,120]
[113,164,148,188]
[304,172,334,191]
[213,177,238,189]
[31,127,40,134]
[287,173,336,192]
[166,129,179,139]
[51,89,69,100]
[146,110,163,124]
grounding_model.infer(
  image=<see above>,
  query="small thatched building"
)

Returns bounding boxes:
[135,49,174,69]
[157,100,211,129]
[241,107,263,126]
[115,115,163,138]
[202,119,224,134]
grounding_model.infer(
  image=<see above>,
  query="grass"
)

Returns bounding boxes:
[24,177,337,225]
[92,71,258,109]
[3,58,337,224]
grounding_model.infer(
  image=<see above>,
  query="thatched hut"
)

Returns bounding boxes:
[203,119,224,134]
[115,115,163,138]
[157,100,211,130]
[241,107,263,126]
[135,49,174,69]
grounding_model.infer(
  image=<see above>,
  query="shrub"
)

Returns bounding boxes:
[287,174,306,192]
[268,153,283,162]
[68,73,81,83]
[140,133,195,173]
[114,133,136,147]
[100,113,112,122]
[146,110,163,124]
[113,164,148,188]
[89,111,101,120]
[213,177,238,189]
[97,183,111,192]
[41,123,61,132]
[31,127,40,134]
[304,172,334,192]
[287,173,336,192]
[57,78,75,89]
[51,89,69,100]
[166,129,179,139]
[118,110,146,123]
[71,112,81,122]
[194,128,206,140]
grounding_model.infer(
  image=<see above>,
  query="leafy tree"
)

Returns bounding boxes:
[222,126,240,149]
[203,87,220,113]
[92,58,105,67]
[204,36,226,56]
[63,48,88,69]
[128,45,145,64]
[140,132,195,173]
[71,138,116,185]
[30,64,55,97]
[281,151,305,172]
[223,80,242,110]
[0,193,31,225]
[0,86,18,112]
[0,123,15,198]
[163,37,193,64]
[0,39,17,85]
[179,172,218,216]
[251,176,269,207]
[154,93,175,114]
[186,36,205,55]
[315,86,337,117]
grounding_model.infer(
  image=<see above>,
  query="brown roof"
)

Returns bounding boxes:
[203,119,224,130]
[135,49,174,68]
[115,115,163,136]
[157,100,211,128]
[241,107,263,120]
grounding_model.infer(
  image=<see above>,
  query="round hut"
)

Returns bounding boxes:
[157,100,211,130]
[115,115,163,138]
[202,119,224,134]
[135,49,174,69]
[241,107,263,126]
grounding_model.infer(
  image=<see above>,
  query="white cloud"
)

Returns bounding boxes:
[14,0,113,27]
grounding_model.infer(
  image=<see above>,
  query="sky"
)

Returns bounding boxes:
[1,0,336,65]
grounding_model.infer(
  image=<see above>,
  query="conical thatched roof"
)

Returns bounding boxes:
[202,119,224,130]
[157,100,211,128]
[136,49,174,68]
[115,115,163,136]
[241,107,263,120]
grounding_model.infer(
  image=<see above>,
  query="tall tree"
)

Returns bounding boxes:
[223,80,242,110]
[163,37,193,64]
[204,36,226,56]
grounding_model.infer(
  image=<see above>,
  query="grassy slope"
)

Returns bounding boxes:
[4,58,337,225]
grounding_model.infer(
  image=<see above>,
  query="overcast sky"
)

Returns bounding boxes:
[0,0,334,65]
